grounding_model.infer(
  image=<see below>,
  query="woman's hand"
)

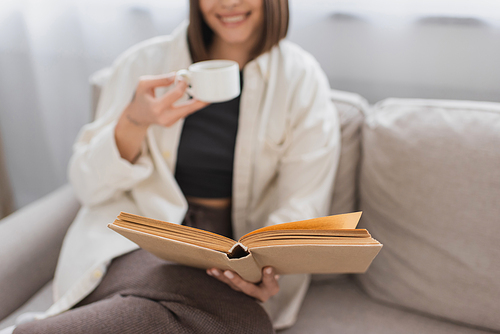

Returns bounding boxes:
[124,72,208,128]
[115,72,209,162]
[206,267,280,303]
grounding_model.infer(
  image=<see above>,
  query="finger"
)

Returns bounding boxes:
[260,267,280,296]
[171,99,209,117]
[223,271,262,300]
[173,99,210,110]
[136,73,176,92]
[157,80,188,108]
[207,269,242,292]
[158,100,209,127]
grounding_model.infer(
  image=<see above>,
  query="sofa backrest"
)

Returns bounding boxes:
[329,90,369,215]
[90,67,113,122]
[356,98,500,331]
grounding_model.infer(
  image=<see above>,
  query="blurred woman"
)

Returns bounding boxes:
[13,0,339,333]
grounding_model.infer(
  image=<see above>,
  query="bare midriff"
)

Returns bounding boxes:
[186,196,231,209]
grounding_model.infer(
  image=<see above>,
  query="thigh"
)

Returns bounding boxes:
[14,294,191,334]
[15,250,274,334]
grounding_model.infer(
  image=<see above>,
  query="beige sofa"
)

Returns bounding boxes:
[1,76,499,333]
[0,135,13,220]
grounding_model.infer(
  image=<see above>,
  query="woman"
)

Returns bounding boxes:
[13,0,340,332]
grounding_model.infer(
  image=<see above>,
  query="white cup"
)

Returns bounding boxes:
[175,60,240,103]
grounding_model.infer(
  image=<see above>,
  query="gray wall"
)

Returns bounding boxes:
[289,13,500,103]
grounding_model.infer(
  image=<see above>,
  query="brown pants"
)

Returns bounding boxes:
[14,203,274,334]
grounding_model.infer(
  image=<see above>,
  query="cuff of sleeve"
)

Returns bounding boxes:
[88,121,153,187]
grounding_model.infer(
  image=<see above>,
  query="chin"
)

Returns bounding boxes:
[219,31,255,46]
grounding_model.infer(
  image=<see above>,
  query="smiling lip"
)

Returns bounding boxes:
[217,12,251,26]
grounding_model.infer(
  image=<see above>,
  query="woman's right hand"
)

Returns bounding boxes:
[115,73,209,163]
[125,72,208,128]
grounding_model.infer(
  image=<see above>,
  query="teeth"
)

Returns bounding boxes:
[220,15,246,23]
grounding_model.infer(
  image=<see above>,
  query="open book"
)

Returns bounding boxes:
[108,211,382,283]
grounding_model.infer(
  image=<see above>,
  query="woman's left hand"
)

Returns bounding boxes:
[206,266,280,302]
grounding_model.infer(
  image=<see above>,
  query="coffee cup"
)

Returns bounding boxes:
[175,60,240,103]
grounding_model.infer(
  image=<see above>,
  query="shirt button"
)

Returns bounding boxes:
[93,270,103,279]
[162,151,171,159]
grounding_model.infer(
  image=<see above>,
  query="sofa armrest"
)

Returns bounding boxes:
[0,132,14,219]
[89,67,112,120]
[0,185,80,321]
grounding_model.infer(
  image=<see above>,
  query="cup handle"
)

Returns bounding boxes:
[175,69,194,97]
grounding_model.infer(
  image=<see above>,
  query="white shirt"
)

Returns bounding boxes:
[42,21,340,330]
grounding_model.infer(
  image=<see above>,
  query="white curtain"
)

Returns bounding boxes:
[1,0,499,209]
[0,0,188,207]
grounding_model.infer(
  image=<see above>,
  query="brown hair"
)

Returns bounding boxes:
[188,0,289,63]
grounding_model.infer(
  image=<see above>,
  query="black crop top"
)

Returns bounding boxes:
[174,74,243,198]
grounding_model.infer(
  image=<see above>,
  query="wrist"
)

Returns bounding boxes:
[122,103,150,129]
[116,111,148,139]
[115,110,149,163]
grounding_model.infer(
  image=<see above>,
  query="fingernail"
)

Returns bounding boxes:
[265,267,273,275]
[224,271,234,279]
[206,269,212,276]
[211,269,220,277]
[274,275,280,280]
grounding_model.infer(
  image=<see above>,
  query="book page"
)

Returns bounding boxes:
[240,212,363,241]
[115,212,235,253]
[109,223,234,271]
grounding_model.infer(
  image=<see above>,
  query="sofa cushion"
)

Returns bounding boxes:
[281,275,491,334]
[357,98,500,331]
[0,281,52,330]
[0,185,80,322]
[329,90,368,215]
